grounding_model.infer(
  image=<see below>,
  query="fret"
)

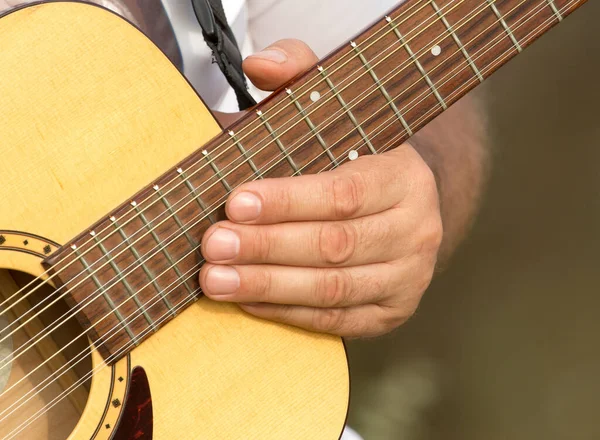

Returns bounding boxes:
[285,88,338,166]
[256,110,301,173]
[228,130,263,178]
[118,207,185,311]
[201,149,234,191]
[90,232,156,329]
[176,167,216,224]
[546,0,563,21]
[485,0,523,52]
[154,185,200,251]
[318,65,378,154]
[386,18,448,110]
[73,248,138,343]
[351,39,413,137]
[430,1,484,82]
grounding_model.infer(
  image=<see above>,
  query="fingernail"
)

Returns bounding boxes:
[204,229,240,261]
[228,192,262,222]
[249,48,288,64]
[205,266,240,296]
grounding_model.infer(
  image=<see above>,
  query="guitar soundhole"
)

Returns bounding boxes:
[0,270,92,439]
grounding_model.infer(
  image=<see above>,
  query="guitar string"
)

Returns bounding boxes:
[0,0,563,422]
[0,0,473,349]
[0,0,507,369]
[0,0,437,318]
[4,3,576,433]
[0,0,531,373]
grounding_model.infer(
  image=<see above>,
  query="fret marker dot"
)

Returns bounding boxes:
[431,45,442,56]
[348,150,359,161]
[310,91,321,102]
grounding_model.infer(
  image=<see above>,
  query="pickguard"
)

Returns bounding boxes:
[112,366,153,440]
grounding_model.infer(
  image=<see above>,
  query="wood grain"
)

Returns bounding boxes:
[0,2,349,438]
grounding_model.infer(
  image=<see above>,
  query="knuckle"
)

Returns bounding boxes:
[330,173,366,219]
[312,308,346,333]
[418,216,444,254]
[317,269,352,307]
[274,305,294,322]
[273,185,293,217]
[318,223,356,265]
[252,228,273,261]
[252,269,273,301]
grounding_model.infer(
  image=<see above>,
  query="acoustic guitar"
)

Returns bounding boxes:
[0,0,587,438]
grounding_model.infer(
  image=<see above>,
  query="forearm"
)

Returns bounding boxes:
[408,90,489,267]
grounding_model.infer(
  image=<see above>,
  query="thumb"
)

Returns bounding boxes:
[243,39,319,91]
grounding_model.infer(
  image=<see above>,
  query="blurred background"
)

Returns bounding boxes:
[346,1,599,438]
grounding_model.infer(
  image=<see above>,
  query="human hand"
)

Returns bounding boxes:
[200,39,443,337]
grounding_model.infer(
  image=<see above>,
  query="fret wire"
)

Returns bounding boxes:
[202,150,234,191]
[73,249,138,343]
[387,17,448,109]
[90,236,156,329]
[430,0,484,82]
[318,66,378,154]
[351,39,413,136]
[229,131,263,179]
[285,88,338,166]
[177,169,217,224]
[485,0,523,52]
[113,211,180,312]
[155,187,200,252]
[545,0,563,21]
[256,110,301,172]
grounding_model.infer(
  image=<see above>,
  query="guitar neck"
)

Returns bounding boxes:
[47,0,587,362]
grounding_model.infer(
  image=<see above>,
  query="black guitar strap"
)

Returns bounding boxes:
[191,0,257,110]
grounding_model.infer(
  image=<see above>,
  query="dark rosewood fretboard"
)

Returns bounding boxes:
[45,0,587,362]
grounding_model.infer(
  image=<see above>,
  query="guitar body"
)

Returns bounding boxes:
[0,3,348,439]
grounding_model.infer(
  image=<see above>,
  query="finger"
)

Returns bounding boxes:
[225,144,424,225]
[201,208,421,267]
[243,39,319,91]
[238,303,400,338]
[200,263,395,307]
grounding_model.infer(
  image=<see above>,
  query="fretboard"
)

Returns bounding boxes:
[45,0,587,362]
